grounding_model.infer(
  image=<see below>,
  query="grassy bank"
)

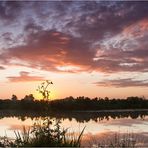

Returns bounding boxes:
[0,118,85,147]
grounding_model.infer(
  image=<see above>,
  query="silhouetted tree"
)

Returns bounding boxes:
[11,94,17,101]
[37,80,53,100]
[24,94,35,101]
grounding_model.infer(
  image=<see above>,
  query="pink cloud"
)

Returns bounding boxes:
[94,78,148,87]
[0,66,5,70]
[7,71,44,82]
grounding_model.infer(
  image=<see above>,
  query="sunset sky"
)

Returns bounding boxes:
[0,1,148,99]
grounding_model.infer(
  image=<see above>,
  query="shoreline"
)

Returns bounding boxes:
[74,109,148,113]
[0,108,148,112]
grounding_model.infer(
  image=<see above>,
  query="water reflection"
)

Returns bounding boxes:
[0,110,148,147]
[0,110,147,122]
[82,131,148,147]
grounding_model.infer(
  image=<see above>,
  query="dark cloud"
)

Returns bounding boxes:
[94,78,148,87]
[1,22,94,72]
[93,18,148,73]
[0,32,14,47]
[92,50,148,73]
[7,71,44,82]
[64,1,148,41]
[0,1,23,24]
[0,1,148,74]
[1,18,148,73]
[1,32,13,41]
[0,66,5,70]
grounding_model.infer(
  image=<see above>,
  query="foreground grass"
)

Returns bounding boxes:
[0,118,85,147]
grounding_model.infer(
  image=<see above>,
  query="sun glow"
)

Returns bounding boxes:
[33,89,57,101]
[34,92,43,100]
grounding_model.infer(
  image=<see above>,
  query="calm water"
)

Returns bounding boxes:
[0,110,148,147]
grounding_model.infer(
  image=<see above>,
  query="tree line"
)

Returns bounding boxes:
[0,95,148,111]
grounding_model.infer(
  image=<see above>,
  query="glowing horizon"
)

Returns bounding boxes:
[0,1,148,100]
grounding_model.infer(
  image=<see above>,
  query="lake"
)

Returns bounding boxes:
[0,110,148,147]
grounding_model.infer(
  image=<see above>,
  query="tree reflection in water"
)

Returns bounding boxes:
[0,110,147,122]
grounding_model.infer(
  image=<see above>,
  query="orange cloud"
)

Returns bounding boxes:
[7,71,44,82]
[1,27,93,73]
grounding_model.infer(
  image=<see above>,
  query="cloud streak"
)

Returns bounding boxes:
[94,78,148,87]
[7,71,44,82]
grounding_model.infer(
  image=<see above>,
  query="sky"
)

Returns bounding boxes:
[0,1,148,99]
